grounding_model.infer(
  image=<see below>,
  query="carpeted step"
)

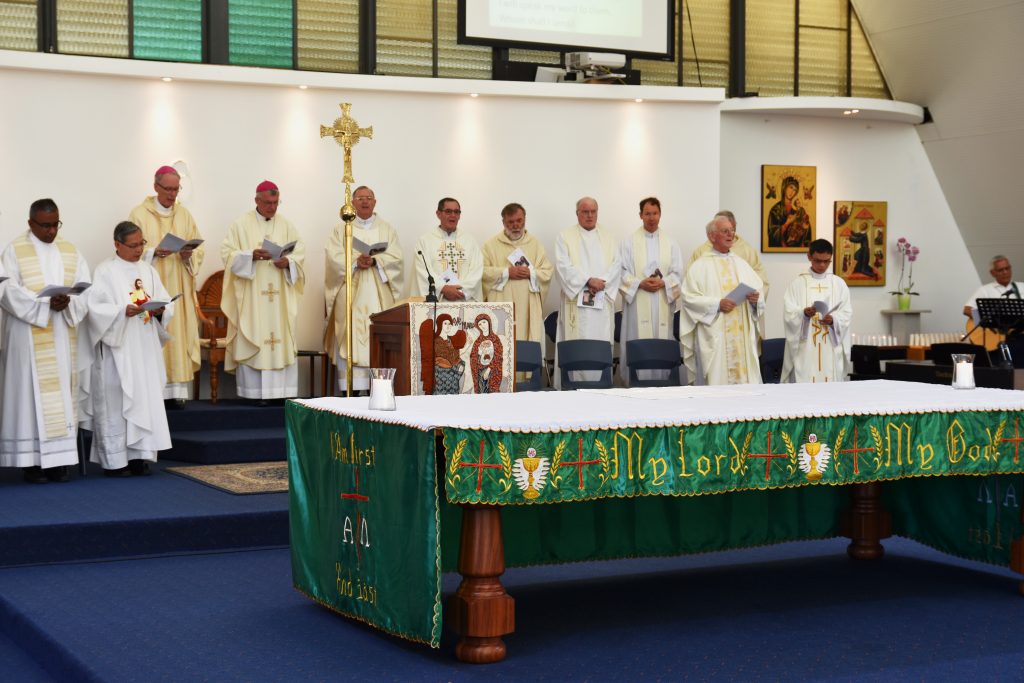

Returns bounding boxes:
[167,428,286,464]
[165,400,285,432]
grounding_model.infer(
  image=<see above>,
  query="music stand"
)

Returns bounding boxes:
[975,297,1024,368]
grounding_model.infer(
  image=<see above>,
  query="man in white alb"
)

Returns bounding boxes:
[618,196,683,385]
[221,180,306,402]
[324,185,403,394]
[412,197,483,302]
[781,239,852,383]
[0,199,90,483]
[554,196,622,388]
[680,214,765,385]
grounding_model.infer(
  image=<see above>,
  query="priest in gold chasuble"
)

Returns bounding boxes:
[221,180,306,400]
[0,199,91,483]
[324,186,403,393]
[680,215,765,385]
[128,165,204,401]
[481,202,553,346]
[781,239,852,383]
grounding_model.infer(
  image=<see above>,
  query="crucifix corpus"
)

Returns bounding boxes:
[320,103,373,397]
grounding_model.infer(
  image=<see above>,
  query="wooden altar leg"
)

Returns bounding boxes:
[841,482,892,560]
[447,504,515,663]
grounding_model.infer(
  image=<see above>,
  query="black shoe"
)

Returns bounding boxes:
[164,399,186,410]
[103,466,132,478]
[22,466,49,484]
[128,460,151,476]
[45,465,70,483]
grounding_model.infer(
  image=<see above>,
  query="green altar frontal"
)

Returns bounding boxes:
[286,386,1024,649]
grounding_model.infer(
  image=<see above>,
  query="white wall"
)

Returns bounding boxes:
[720,112,977,340]
[0,52,975,366]
[0,54,721,355]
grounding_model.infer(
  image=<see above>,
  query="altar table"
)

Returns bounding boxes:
[286,380,1024,662]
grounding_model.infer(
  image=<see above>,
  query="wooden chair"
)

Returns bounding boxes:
[193,270,229,403]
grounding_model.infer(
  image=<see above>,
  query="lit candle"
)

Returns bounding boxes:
[952,360,974,389]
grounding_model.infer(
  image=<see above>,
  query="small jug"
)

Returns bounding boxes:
[368,368,397,410]
[951,353,975,390]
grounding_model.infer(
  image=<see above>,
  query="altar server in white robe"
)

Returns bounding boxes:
[680,214,765,385]
[781,239,853,383]
[618,197,684,385]
[412,197,483,302]
[0,199,90,483]
[324,185,403,393]
[554,196,622,389]
[221,180,306,401]
[80,221,173,476]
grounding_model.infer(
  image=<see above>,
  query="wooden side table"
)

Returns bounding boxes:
[297,350,331,397]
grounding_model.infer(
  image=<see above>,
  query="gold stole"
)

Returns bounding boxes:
[562,226,615,337]
[631,230,671,339]
[714,255,753,385]
[13,235,79,439]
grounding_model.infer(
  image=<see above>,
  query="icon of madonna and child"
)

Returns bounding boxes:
[417,312,506,395]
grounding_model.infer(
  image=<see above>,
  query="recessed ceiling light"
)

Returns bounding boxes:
[299,85,308,90]
[851,108,860,114]
[635,98,643,103]
[161,77,173,82]
[470,93,479,98]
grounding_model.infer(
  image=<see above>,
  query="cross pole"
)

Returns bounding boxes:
[320,102,373,396]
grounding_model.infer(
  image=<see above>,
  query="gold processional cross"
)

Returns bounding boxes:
[320,102,373,397]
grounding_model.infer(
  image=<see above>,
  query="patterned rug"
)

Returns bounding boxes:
[166,462,288,495]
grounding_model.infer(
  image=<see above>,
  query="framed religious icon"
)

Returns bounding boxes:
[761,165,817,253]
[833,200,887,286]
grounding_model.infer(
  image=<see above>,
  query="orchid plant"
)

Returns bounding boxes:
[889,237,920,296]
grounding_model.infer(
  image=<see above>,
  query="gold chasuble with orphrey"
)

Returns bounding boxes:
[129,197,205,384]
[221,212,306,371]
[13,235,79,438]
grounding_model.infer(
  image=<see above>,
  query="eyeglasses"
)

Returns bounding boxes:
[121,239,148,249]
[354,195,375,201]
[31,219,62,230]
[156,183,180,193]
[440,208,461,215]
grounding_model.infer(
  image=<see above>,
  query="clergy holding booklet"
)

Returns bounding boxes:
[412,197,483,302]
[680,214,765,385]
[481,202,553,347]
[221,180,306,403]
[0,199,91,484]
[79,221,173,477]
[129,165,205,404]
[780,239,852,383]
[324,185,403,394]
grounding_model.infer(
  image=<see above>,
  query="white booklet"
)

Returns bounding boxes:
[724,282,757,305]
[139,293,182,311]
[261,239,298,260]
[506,248,531,267]
[577,288,606,310]
[156,233,204,253]
[352,236,387,255]
[440,268,460,286]
[37,282,91,298]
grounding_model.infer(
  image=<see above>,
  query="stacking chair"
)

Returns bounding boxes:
[557,339,614,390]
[758,337,786,384]
[625,338,683,387]
[514,340,545,391]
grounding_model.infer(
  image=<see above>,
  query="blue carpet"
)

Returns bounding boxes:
[165,400,286,464]
[0,461,287,566]
[0,629,54,682]
[2,538,1024,681]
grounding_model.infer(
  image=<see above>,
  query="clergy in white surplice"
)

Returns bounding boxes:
[128,165,205,401]
[680,214,765,386]
[324,186,403,393]
[411,197,483,302]
[553,196,622,389]
[688,210,770,298]
[0,199,90,484]
[79,221,173,476]
[221,180,306,401]
[618,197,683,385]
[481,202,553,345]
[781,239,853,383]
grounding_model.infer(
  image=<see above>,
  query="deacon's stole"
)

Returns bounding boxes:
[13,235,79,439]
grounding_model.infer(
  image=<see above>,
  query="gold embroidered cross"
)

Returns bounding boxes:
[810,282,829,294]
[261,283,278,302]
[264,332,281,351]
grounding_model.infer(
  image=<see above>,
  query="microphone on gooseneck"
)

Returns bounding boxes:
[418,251,438,303]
